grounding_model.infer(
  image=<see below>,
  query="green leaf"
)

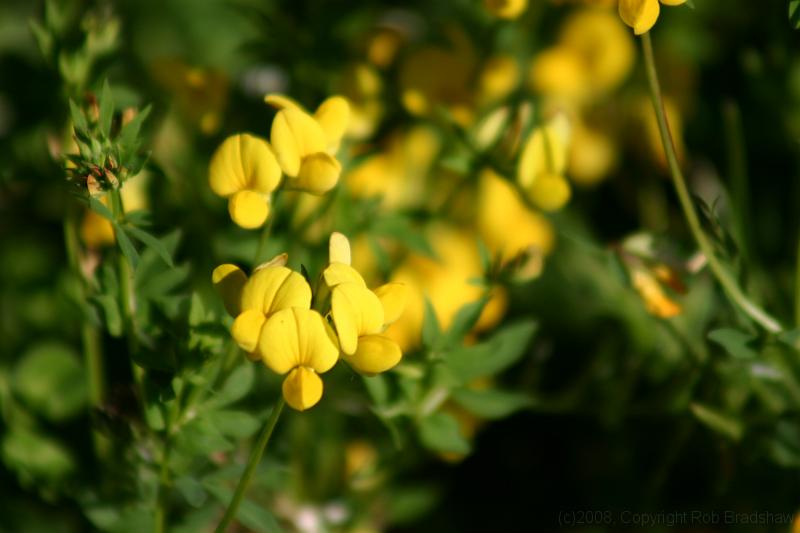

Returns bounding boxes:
[418,412,470,455]
[13,342,87,421]
[99,79,114,138]
[441,296,489,348]
[68,99,88,134]
[207,410,261,439]
[118,104,151,149]
[445,321,537,383]
[371,215,436,258]
[175,475,207,507]
[450,388,533,419]
[362,374,389,405]
[2,428,75,483]
[125,224,174,267]
[206,485,283,533]
[791,0,800,29]
[421,297,441,349]
[386,485,441,525]
[175,418,232,455]
[207,364,254,408]
[689,402,743,441]
[114,224,139,270]
[88,195,114,221]
[708,328,758,359]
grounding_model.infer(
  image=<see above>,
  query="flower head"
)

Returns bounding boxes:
[517,113,573,212]
[265,94,350,195]
[208,133,281,228]
[324,233,407,375]
[619,0,686,35]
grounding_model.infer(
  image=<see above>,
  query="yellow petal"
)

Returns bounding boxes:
[323,263,367,289]
[619,0,660,35]
[228,190,269,229]
[290,152,341,195]
[344,334,402,375]
[373,282,407,326]
[329,232,351,266]
[659,0,685,5]
[231,309,266,354]
[483,0,527,19]
[314,96,350,150]
[517,118,570,188]
[241,266,312,316]
[282,366,323,411]
[331,283,385,355]
[264,93,303,111]
[260,308,339,374]
[271,108,326,177]
[253,253,288,272]
[212,264,247,316]
[209,133,281,196]
[529,173,571,212]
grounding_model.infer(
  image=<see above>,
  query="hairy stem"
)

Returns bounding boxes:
[641,33,781,333]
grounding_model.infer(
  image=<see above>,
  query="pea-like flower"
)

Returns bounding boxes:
[517,113,572,212]
[619,0,686,35]
[265,94,350,195]
[323,233,407,375]
[208,133,282,229]
[259,307,339,411]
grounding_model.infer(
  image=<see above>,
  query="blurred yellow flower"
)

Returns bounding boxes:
[567,119,617,186]
[484,0,528,19]
[478,55,521,107]
[528,46,588,103]
[324,233,407,375]
[619,0,686,35]
[266,94,350,195]
[517,114,573,212]
[80,173,149,247]
[630,267,681,318]
[208,133,281,229]
[340,63,384,140]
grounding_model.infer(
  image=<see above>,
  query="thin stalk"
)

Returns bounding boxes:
[795,237,800,328]
[641,33,782,333]
[63,205,109,458]
[215,399,285,533]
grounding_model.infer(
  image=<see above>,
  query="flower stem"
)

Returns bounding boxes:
[215,398,285,533]
[63,205,109,458]
[640,32,782,333]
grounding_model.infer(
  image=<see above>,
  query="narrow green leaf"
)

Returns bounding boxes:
[791,0,800,29]
[418,412,470,455]
[99,79,114,137]
[114,224,139,270]
[441,296,489,347]
[118,104,151,148]
[88,195,114,221]
[175,476,207,508]
[421,297,441,349]
[207,410,260,439]
[207,364,254,408]
[690,402,743,441]
[450,388,533,419]
[125,224,174,267]
[445,321,537,383]
[708,328,758,359]
[68,100,88,134]
[206,485,283,533]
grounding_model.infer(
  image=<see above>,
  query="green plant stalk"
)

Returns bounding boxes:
[796,237,800,328]
[215,398,285,533]
[640,33,782,333]
[63,205,109,457]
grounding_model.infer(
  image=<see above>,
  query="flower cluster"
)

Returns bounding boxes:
[208,94,350,229]
[213,233,406,411]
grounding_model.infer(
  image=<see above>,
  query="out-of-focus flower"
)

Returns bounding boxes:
[630,266,681,318]
[484,0,528,19]
[528,46,589,103]
[366,27,405,68]
[618,0,686,35]
[266,94,351,195]
[339,64,384,140]
[517,113,573,212]
[636,94,685,168]
[150,59,228,134]
[385,225,507,351]
[478,55,521,107]
[208,133,282,229]
[568,119,617,186]
[477,168,554,267]
[324,233,407,375]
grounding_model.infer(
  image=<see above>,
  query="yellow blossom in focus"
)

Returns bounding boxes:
[208,133,281,229]
[324,233,407,375]
[265,93,350,195]
[484,0,528,19]
[619,0,687,35]
[517,113,573,212]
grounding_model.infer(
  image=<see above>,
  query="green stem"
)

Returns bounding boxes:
[215,399,285,533]
[63,205,109,457]
[795,237,800,328]
[640,33,782,333]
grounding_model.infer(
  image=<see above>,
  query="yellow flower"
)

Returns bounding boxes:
[619,0,686,35]
[517,113,573,212]
[208,133,281,229]
[477,55,520,106]
[265,94,350,195]
[631,267,681,318]
[80,172,149,248]
[484,0,528,19]
[324,233,406,375]
[212,259,312,361]
[528,46,588,103]
[260,307,339,411]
